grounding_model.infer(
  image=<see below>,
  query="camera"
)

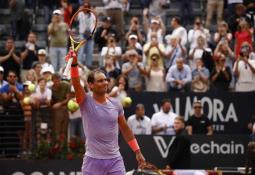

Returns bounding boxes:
[240,45,250,56]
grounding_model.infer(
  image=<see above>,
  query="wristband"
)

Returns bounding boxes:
[71,64,78,67]
[128,139,140,152]
[71,66,79,78]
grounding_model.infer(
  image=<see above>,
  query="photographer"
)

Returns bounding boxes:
[233,42,255,92]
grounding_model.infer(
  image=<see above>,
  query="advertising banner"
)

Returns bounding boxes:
[126,92,255,134]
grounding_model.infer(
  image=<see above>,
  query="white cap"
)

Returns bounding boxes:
[0,66,4,72]
[126,49,138,56]
[38,49,47,55]
[128,34,138,40]
[151,19,159,24]
[23,80,32,86]
[53,9,62,15]
[40,66,55,75]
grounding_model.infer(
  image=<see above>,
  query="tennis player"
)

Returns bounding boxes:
[66,50,146,175]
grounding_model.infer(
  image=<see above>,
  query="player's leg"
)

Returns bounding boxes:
[81,156,108,175]
[108,156,126,175]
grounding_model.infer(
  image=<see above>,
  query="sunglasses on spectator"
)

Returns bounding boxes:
[8,75,16,78]
[194,106,202,109]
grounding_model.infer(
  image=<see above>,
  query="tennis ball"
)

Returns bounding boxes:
[23,97,30,105]
[28,83,36,92]
[67,99,79,112]
[122,97,132,107]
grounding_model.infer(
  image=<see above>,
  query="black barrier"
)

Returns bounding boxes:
[0,135,249,174]
[125,91,255,134]
[120,135,249,170]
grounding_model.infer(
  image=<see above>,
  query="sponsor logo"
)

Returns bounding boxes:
[191,141,244,154]
[153,136,175,158]
[153,136,245,157]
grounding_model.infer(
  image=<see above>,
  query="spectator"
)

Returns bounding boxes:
[0,37,21,80]
[210,54,232,91]
[165,34,187,70]
[60,0,73,25]
[170,17,188,47]
[166,116,191,169]
[109,75,128,103]
[122,49,146,92]
[0,66,8,88]
[9,0,28,40]
[180,0,193,25]
[100,35,122,68]
[125,17,145,45]
[214,21,233,45]
[127,104,151,135]
[51,73,71,137]
[143,32,165,68]
[100,56,121,91]
[31,78,52,145]
[31,61,42,81]
[191,59,210,92]
[186,101,213,135]
[122,34,143,61]
[47,9,68,72]
[103,0,126,38]
[20,81,33,155]
[151,99,178,135]
[189,35,212,71]
[214,40,235,88]
[205,0,224,28]
[228,4,247,34]
[24,69,37,84]
[234,18,253,58]
[248,114,255,134]
[100,55,121,79]
[77,2,95,68]
[0,70,23,112]
[166,58,192,92]
[40,66,55,88]
[147,0,169,23]
[225,0,243,20]
[37,49,55,72]
[143,15,166,43]
[233,43,255,92]
[20,32,40,81]
[145,53,167,92]
[94,16,117,52]
[188,17,210,50]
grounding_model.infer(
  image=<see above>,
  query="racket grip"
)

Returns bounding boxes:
[63,57,73,77]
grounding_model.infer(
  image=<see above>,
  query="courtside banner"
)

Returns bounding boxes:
[120,135,249,170]
[126,91,255,134]
[0,135,249,174]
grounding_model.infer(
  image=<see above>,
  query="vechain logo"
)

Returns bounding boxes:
[191,141,244,154]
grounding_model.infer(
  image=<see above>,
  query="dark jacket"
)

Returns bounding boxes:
[167,129,191,169]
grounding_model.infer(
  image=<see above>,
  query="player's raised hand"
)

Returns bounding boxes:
[65,49,78,65]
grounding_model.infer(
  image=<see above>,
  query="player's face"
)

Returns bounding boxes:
[92,73,109,94]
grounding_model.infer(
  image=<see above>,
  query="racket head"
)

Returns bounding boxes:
[138,162,165,175]
[68,7,97,51]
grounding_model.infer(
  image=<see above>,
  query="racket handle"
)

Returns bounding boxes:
[63,57,73,77]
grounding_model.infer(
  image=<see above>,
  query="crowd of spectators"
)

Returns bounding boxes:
[0,0,254,155]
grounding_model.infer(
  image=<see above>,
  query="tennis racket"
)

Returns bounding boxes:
[63,7,98,77]
[134,162,166,175]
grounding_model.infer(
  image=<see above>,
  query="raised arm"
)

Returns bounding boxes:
[67,50,86,104]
